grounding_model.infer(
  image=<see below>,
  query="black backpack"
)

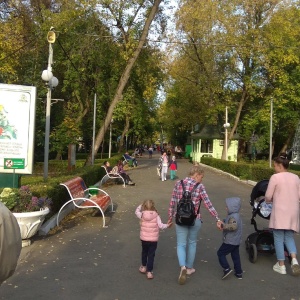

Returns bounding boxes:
[175,180,200,226]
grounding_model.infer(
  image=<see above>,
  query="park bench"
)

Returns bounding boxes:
[57,177,114,228]
[99,166,126,187]
[122,155,134,167]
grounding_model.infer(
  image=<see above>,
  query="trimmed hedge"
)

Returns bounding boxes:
[200,157,300,181]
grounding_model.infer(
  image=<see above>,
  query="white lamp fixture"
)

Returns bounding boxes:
[41,70,53,82]
[49,76,59,88]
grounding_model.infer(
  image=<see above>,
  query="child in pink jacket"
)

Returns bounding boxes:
[135,200,172,279]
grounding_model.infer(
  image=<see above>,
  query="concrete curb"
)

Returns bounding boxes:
[38,202,74,236]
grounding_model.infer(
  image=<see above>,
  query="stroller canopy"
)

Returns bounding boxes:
[250,179,271,220]
[250,179,269,207]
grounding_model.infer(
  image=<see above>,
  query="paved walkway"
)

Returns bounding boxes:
[1,152,300,300]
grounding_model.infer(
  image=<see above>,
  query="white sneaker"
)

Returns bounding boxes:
[273,262,286,274]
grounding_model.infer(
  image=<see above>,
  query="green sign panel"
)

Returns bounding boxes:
[4,158,25,169]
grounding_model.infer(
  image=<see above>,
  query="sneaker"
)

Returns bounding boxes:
[273,262,287,274]
[222,268,233,279]
[186,268,196,275]
[234,273,243,279]
[178,267,187,285]
[291,263,300,276]
[147,272,154,279]
[139,266,146,274]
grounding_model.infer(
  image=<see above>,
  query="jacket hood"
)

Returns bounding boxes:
[225,197,241,214]
[142,210,158,221]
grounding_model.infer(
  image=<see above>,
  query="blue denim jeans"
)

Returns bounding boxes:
[273,229,297,261]
[175,218,202,268]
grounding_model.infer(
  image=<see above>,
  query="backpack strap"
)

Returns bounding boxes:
[193,182,201,215]
[180,180,185,193]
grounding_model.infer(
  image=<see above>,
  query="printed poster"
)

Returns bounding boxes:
[0,84,36,174]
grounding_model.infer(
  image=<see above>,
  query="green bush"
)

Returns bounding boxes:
[200,157,300,181]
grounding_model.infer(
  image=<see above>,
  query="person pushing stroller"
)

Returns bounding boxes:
[217,197,243,279]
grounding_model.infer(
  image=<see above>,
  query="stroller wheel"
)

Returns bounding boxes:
[249,244,257,263]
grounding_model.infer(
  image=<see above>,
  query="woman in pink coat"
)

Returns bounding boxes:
[135,200,172,279]
[265,153,300,276]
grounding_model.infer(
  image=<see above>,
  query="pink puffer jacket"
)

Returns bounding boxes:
[135,206,168,242]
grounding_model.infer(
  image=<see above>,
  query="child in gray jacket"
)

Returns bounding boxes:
[217,197,243,279]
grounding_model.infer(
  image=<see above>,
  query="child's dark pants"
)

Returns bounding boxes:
[217,243,242,274]
[141,240,157,272]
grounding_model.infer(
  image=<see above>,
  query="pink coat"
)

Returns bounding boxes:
[265,172,300,232]
[135,206,168,242]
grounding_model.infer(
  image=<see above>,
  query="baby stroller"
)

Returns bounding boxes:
[245,179,275,263]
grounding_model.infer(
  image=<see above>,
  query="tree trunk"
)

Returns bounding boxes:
[279,131,294,155]
[85,0,162,165]
[118,116,130,153]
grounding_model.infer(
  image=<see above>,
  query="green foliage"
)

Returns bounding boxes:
[200,157,300,182]
[0,186,52,212]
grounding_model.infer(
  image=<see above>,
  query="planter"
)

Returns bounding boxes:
[13,208,50,247]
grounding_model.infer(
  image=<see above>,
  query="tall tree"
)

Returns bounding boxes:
[84,0,163,165]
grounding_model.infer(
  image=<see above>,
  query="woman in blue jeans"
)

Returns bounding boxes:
[265,153,300,276]
[168,165,221,285]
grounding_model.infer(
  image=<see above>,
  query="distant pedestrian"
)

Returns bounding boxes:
[135,200,172,279]
[148,146,153,159]
[217,197,243,280]
[169,156,177,180]
[158,152,169,181]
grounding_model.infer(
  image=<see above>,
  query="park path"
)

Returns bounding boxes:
[1,152,300,300]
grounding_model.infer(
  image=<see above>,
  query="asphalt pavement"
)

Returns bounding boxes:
[1,152,300,300]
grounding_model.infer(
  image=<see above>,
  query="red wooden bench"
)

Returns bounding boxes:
[57,177,114,228]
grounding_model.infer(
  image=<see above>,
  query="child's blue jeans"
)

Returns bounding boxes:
[217,243,242,274]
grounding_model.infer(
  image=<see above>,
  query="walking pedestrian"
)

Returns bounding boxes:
[169,156,177,180]
[135,200,172,279]
[168,165,221,285]
[265,153,300,276]
[158,152,169,181]
[217,197,243,280]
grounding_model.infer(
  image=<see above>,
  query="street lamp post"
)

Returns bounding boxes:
[223,106,230,161]
[108,119,114,158]
[269,97,273,168]
[41,28,58,181]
